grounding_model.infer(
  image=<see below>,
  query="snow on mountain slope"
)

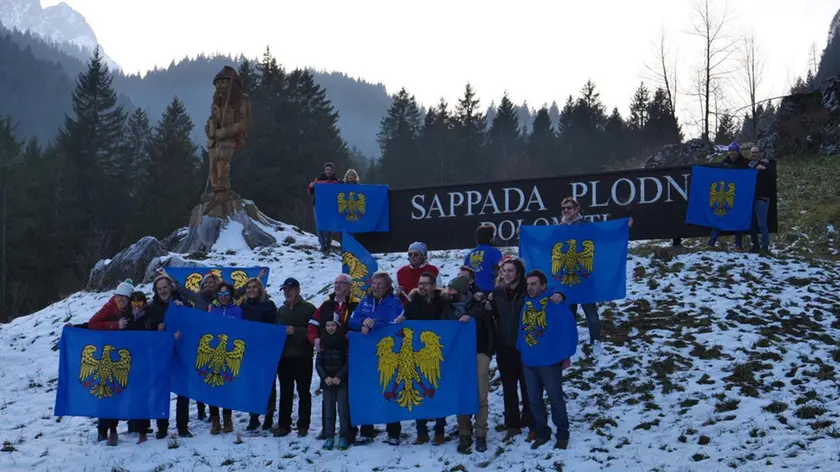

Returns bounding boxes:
[0,0,119,71]
[0,225,838,472]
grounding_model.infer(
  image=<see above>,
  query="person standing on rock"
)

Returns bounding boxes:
[274,278,316,437]
[707,142,751,251]
[144,274,195,438]
[308,162,341,253]
[748,146,775,254]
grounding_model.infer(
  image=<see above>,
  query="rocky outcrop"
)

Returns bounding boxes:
[142,255,207,284]
[87,236,167,291]
[176,198,279,253]
[757,76,840,159]
[643,139,716,168]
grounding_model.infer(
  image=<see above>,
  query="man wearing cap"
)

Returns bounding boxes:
[444,275,495,454]
[308,162,342,253]
[274,277,317,437]
[748,146,775,253]
[396,241,440,306]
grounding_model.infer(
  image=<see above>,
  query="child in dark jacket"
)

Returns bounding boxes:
[317,319,350,450]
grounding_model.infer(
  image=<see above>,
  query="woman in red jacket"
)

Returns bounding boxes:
[87,279,134,445]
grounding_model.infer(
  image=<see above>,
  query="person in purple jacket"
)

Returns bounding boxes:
[207,282,243,434]
[347,271,406,445]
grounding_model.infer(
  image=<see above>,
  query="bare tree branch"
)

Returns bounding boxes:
[642,25,680,115]
[737,31,765,140]
[689,0,738,142]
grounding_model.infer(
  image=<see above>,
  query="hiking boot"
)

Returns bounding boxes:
[97,429,108,442]
[210,417,221,435]
[476,437,487,452]
[155,429,168,440]
[298,428,309,437]
[323,438,335,450]
[247,415,261,431]
[222,414,233,433]
[338,437,349,450]
[197,407,207,421]
[127,421,137,434]
[457,435,472,454]
[316,430,327,440]
[262,416,274,431]
[107,431,118,446]
[527,430,537,442]
[273,427,291,437]
[177,427,193,438]
[531,437,549,449]
[554,438,569,449]
[503,428,521,442]
[432,433,446,445]
[413,435,430,445]
[137,432,148,444]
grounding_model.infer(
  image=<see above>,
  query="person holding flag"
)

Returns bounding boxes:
[517,270,578,450]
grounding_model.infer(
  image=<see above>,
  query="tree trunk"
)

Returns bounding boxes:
[1,182,6,321]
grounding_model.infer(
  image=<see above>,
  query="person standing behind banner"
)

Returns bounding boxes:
[748,146,775,254]
[274,278,316,438]
[207,283,243,435]
[343,169,360,184]
[396,241,441,306]
[348,271,406,446]
[87,279,135,446]
[241,278,279,432]
[308,162,341,253]
[707,142,751,251]
[464,224,503,294]
[556,197,631,359]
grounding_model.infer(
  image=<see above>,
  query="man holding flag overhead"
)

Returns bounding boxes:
[517,270,577,450]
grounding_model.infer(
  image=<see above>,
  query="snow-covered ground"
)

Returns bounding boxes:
[1,223,839,472]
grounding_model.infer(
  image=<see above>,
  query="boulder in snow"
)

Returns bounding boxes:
[86,236,167,291]
[177,198,278,253]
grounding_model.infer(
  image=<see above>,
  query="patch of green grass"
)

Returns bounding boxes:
[763,401,788,414]
[795,405,827,419]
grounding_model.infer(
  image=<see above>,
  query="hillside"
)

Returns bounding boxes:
[0,204,838,470]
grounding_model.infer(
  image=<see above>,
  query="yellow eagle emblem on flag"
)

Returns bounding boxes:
[79,345,132,399]
[337,191,366,222]
[709,181,736,217]
[376,328,444,411]
[184,269,223,293]
[521,298,549,347]
[196,334,246,387]
[342,251,369,299]
[551,239,595,286]
[469,250,485,271]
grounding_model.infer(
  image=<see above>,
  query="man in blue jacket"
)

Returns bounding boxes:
[348,271,406,445]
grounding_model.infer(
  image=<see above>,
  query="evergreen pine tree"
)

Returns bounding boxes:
[487,92,523,180]
[419,98,455,185]
[376,87,422,187]
[526,106,557,175]
[714,113,738,145]
[452,83,487,182]
[0,117,21,320]
[122,108,153,197]
[628,82,651,131]
[141,96,200,237]
[645,88,683,148]
[604,107,627,164]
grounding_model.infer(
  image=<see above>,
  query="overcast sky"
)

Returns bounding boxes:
[45,0,837,138]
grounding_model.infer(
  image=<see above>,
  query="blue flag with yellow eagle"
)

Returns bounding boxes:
[314,183,390,233]
[517,295,578,367]
[348,320,478,425]
[165,267,269,303]
[54,327,173,419]
[686,165,758,231]
[519,219,629,304]
[163,304,287,414]
[341,232,378,300]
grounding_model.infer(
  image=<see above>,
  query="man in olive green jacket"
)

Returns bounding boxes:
[273,277,316,437]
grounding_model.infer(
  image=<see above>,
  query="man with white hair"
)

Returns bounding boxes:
[748,146,775,253]
[308,273,361,441]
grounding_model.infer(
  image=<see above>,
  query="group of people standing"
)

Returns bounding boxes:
[308,161,360,253]
[72,198,607,453]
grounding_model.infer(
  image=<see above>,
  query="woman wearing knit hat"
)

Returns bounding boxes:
[86,279,134,445]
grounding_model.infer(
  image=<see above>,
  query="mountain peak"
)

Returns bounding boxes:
[0,0,120,71]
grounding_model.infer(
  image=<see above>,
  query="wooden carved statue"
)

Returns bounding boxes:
[205,66,251,199]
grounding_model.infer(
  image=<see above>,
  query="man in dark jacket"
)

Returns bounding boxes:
[274,277,316,437]
[145,274,195,438]
[405,272,451,445]
[748,146,775,253]
[446,276,494,454]
[708,142,751,250]
[308,162,341,252]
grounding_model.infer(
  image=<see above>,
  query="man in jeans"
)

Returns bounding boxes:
[308,162,341,253]
[748,146,775,253]
[274,278,317,437]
